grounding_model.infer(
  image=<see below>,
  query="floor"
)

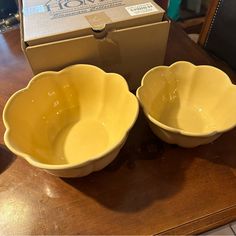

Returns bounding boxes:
[201,222,236,235]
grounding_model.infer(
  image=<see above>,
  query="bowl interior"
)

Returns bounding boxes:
[138,63,236,134]
[4,66,138,165]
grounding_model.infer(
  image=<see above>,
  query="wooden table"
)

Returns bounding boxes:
[1,23,236,235]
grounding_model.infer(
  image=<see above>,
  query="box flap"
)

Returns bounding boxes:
[22,0,165,46]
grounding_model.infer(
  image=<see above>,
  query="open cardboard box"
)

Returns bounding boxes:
[20,0,170,89]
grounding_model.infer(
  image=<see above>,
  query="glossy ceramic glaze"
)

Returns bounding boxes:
[3,65,139,177]
[137,61,236,147]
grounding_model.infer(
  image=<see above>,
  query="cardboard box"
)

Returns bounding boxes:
[21,0,170,89]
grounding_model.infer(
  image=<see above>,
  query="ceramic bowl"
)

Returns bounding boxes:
[136,61,236,148]
[3,65,139,177]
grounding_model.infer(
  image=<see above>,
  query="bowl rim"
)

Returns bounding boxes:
[3,64,139,170]
[136,61,236,137]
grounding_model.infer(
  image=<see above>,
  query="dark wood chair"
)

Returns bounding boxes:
[154,0,169,10]
[199,0,236,70]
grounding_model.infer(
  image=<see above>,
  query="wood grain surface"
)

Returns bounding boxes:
[0,23,236,235]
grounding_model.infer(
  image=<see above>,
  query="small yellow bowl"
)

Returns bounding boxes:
[3,65,139,177]
[136,61,236,148]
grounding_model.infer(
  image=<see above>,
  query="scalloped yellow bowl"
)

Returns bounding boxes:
[137,61,236,148]
[3,65,139,177]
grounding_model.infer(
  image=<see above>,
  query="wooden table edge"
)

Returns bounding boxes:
[158,204,236,235]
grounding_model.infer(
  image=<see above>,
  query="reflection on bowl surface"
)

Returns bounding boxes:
[3,65,139,177]
[137,61,236,147]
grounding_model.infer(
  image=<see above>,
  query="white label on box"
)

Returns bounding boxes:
[125,2,159,16]
[23,5,47,16]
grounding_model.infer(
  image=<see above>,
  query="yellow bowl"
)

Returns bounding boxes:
[136,61,236,148]
[3,65,139,177]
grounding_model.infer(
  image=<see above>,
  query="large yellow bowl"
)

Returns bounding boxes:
[3,65,139,177]
[137,61,236,148]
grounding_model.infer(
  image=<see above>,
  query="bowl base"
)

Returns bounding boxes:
[51,119,109,165]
